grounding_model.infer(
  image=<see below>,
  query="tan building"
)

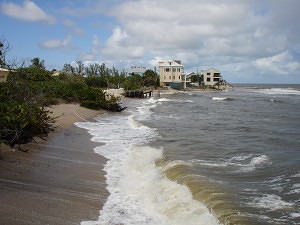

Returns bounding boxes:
[201,68,222,86]
[0,68,9,82]
[158,60,184,88]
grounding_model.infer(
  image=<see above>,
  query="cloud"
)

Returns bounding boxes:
[96,0,298,75]
[1,0,55,24]
[255,51,300,75]
[71,0,299,82]
[62,19,85,36]
[40,35,73,51]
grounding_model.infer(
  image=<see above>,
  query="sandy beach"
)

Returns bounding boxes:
[0,103,108,225]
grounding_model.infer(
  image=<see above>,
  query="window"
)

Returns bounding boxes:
[173,76,175,79]
[169,76,171,79]
[179,76,181,80]
[173,68,176,72]
[207,73,211,76]
[164,76,166,79]
[165,68,170,72]
[177,68,181,72]
[207,78,211,82]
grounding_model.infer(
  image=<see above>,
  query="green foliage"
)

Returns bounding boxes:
[0,41,4,67]
[85,76,108,88]
[123,73,143,90]
[16,67,53,81]
[0,79,54,149]
[30,57,45,69]
[1,69,126,150]
[80,87,125,111]
[143,69,159,87]
[0,39,9,68]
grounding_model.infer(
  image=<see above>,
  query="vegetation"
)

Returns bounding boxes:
[1,38,231,152]
[0,76,54,151]
[0,39,159,151]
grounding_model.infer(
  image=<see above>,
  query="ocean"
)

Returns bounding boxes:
[76,84,300,225]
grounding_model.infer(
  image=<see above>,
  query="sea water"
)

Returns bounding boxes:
[77,84,300,225]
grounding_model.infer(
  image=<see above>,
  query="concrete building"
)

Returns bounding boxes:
[0,68,10,82]
[158,60,184,88]
[201,68,222,86]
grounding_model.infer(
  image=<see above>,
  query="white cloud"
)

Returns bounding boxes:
[40,35,73,51]
[62,19,85,36]
[106,27,127,47]
[76,0,299,82]
[255,51,300,75]
[1,0,55,24]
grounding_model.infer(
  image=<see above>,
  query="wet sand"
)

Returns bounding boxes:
[0,104,108,225]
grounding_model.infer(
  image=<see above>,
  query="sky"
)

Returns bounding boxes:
[1,0,300,83]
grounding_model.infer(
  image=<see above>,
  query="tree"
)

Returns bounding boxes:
[123,73,143,90]
[0,41,3,67]
[85,63,99,76]
[0,39,10,68]
[62,63,75,74]
[30,57,45,69]
[111,69,126,89]
[143,69,159,87]
[75,60,84,76]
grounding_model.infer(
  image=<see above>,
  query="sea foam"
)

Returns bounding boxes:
[254,88,300,96]
[78,98,221,225]
[248,194,294,211]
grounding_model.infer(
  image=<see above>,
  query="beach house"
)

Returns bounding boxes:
[128,66,147,76]
[158,60,184,88]
[0,68,9,82]
[201,68,222,87]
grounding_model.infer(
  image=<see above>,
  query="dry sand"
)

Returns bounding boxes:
[0,103,108,225]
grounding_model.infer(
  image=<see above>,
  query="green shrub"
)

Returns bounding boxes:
[0,79,54,150]
[85,76,107,88]
[16,67,53,81]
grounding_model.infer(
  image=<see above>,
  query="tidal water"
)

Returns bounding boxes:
[77,84,300,225]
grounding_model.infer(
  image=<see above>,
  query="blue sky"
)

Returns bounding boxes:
[1,0,300,83]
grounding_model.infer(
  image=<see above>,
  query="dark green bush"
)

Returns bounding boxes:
[0,79,54,150]
[85,76,108,88]
[16,67,53,81]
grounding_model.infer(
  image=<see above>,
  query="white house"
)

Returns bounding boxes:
[0,68,10,82]
[201,68,222,86]
[158,60,184,88]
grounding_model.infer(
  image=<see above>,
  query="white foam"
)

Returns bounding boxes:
[248,194,294,211]
[255,88,300,96]
[158,98,193,103]
[287,183,300,194]
[291,172,300,178]
[190,154,271,172]
[290,212,300,218]
[212,97,228,101]
[248,155,271,168]
[78,100,220,225]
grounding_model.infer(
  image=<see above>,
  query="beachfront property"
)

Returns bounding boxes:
[201,68,222,86]
[128,66,147,76]
[0,68,9,82]
[158,60,184,88]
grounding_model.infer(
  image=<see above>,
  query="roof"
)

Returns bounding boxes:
[205,68,221,73]
[128,66,147,74]
[0,68,10,72]
[158,60,183,67]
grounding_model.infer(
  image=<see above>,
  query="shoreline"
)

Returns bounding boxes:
[0,103,108,225]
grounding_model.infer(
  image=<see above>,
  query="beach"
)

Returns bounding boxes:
[0,103,108,225]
